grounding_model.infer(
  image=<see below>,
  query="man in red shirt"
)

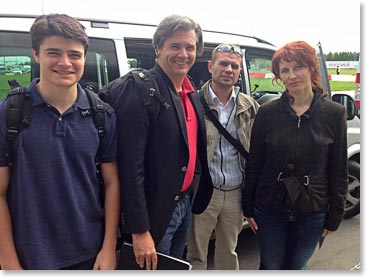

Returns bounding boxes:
[113,15,213,270]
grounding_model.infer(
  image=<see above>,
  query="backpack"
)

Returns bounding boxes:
[5,79,113,172]
[98,68,170,123]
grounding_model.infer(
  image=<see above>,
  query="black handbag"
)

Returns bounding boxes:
[278,163,313,213]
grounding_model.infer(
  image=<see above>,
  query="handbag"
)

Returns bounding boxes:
[199,92,249,160]
[278,163,313,213]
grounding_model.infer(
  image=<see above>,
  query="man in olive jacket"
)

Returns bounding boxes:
[186,44,259,270]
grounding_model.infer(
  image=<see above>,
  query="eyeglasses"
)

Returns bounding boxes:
[213,44,242,56]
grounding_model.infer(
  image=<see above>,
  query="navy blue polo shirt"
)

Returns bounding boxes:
[0,79,117,269]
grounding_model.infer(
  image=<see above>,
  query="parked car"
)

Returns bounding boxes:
[0,12,360,221]
[316,44,360,219]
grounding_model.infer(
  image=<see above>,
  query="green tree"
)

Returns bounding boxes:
[324,52,360,61]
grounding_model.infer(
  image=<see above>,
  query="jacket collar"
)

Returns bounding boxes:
[201,80,253,113]
[280,89,323,118]
[151,63,205,147]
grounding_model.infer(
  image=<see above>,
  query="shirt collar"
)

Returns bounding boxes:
[28,79,90,109]
[179,76,195,96]
[208,84,239,107]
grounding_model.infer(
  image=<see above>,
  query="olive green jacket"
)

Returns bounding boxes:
[200,80,260,171]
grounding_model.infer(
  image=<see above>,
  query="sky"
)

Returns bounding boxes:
[2,0,362,53]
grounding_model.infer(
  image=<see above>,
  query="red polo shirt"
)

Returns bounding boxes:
[178,76,198,192]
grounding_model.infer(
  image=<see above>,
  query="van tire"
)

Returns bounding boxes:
[343,160,360,219]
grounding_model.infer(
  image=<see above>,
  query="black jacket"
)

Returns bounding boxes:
[243,91,348,231]
[115,64,213,244]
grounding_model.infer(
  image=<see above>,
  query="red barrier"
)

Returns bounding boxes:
[250,73,265,78]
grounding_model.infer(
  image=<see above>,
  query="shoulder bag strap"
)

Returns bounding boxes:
[199,92,249,160]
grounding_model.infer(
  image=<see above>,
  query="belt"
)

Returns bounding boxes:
[213,186,241,192]
[174,187,192,202]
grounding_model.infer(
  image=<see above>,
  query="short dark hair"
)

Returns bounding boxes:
[30,13,89,54]
[152,15,203,56]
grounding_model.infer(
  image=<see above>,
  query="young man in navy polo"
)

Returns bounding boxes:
[0,14,120,270]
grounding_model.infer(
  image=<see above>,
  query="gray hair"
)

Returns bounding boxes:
[152,15,204,56]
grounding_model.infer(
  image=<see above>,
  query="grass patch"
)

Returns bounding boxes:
[250,77,354,93]
[0,74,356,100]
[330,81,355,91]
[0,74,32,99]
[250,78,284,92]
[327,68,356,76]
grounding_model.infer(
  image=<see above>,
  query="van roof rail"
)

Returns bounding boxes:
[202,29,275,47]
[0,14,275,47]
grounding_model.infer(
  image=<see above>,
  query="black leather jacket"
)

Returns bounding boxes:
[243,90,348,231]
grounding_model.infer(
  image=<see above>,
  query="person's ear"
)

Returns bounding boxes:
[32,49,40,64]
[208,60,213,74]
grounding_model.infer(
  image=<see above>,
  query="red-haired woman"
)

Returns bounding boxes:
[243,41,348,269]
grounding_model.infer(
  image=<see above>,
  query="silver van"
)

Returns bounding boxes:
[0,13,360,219]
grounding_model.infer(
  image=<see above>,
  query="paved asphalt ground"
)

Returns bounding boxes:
[205,214,360,270]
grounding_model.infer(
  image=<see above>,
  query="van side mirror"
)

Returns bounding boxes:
[331,93,357,120]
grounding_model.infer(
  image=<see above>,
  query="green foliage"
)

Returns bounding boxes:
[128,58,138,69]
[324,52,359,61]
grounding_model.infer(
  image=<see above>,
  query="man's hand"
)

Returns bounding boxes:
[93,247,116,270]
[132,231,158,270]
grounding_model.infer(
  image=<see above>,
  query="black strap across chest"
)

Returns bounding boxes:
[199,92,249,160]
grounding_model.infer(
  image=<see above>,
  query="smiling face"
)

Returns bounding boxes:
[279,59,313,94]
[156,30,197,84]
[32,35,85,89]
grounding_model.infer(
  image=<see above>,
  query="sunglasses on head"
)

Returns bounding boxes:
[214,44,242,56]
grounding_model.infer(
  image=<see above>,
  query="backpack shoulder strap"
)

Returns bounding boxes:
[98,68,170,126]
[131,69,170,111]
[6,79,31,167]
[84,88,114,207]
[84,88,113,139]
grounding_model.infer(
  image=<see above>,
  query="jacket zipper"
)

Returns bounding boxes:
[289,116,301,213]
[295,116,301,163]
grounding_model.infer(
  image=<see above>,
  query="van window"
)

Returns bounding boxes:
[188,45,281,95]
[124,38,156,70]
[246,51,283,93]
[0,32,119,98]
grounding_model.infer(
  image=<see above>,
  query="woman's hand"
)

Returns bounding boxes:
[247,217,258,234]
[322,228,334,237]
